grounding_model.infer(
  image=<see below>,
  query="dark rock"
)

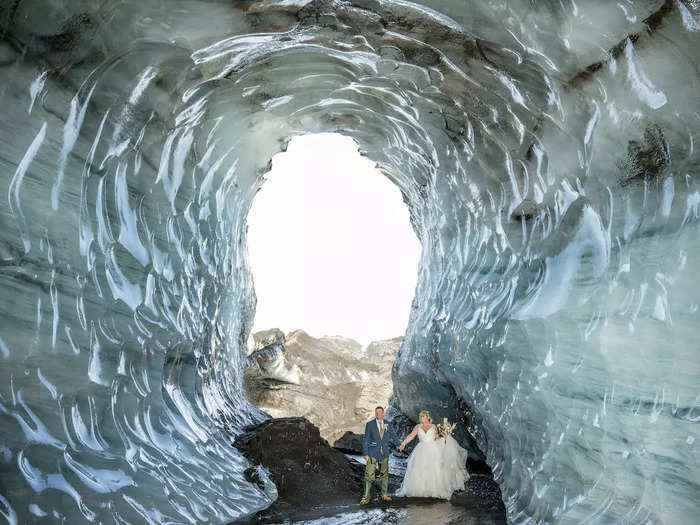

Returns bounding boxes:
[332,431,364,455]
[234,417,361,508]
[511,198,539,222]
[451,473,507,514]
[620,123,669,187]
[564,0,676,89]
[243,466,265,491]
[466,456,493,476]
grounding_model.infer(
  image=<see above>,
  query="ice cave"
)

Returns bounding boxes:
[0,1,698,523]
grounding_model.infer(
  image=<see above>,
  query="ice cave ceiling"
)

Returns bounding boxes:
[0,0,698,523]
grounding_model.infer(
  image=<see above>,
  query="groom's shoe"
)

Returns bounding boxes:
[360,498,370,505]
[380,494,392,501]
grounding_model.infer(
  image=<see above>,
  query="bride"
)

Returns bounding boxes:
[395,410,470,499]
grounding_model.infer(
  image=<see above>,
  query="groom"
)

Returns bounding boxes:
[360,406,399,504]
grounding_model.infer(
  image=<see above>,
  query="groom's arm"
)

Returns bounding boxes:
[362,422,370,458]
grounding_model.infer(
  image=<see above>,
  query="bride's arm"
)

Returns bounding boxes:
[433,424,441,439]
[398,425,419,450]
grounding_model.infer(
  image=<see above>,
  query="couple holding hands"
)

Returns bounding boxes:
[360,406,470,504]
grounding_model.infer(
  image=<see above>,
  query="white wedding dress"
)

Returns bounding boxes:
[395,425,470,499]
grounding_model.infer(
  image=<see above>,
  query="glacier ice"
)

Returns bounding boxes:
[0,0,698,523]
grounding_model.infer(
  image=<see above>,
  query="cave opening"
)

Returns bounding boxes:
[243,132,421,442]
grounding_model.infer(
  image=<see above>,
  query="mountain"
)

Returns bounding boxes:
[244,329,402,442]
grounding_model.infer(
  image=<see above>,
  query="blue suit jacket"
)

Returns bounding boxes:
[362,419,398,461]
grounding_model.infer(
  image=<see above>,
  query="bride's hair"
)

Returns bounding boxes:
[418,410,431,423]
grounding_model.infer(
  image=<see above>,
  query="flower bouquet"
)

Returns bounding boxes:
[436,417,456,444]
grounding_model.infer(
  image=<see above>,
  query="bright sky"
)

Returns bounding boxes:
[246,133,421,346]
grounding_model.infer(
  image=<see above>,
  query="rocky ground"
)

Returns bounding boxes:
[244,329,401,442]
[231,417,506,525]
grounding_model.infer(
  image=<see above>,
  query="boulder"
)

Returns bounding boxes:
[234,417,361,509]
[332,431,364,454]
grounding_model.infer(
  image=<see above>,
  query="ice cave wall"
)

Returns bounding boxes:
[0,1,698,523]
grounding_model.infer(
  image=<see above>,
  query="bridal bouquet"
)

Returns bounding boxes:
[436,418,456,444]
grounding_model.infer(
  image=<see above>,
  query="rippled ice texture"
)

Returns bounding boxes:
[0,1,698,523]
